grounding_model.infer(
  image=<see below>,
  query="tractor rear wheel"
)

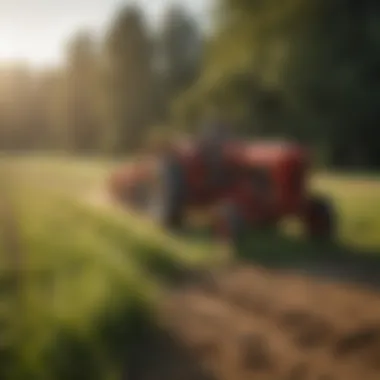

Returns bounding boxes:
[303,196,336,240]
[146,156,186,230]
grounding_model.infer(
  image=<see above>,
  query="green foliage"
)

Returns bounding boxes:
[160,4,203,98]
[63,31,102,152]
[104,5,155,153]
[177,0,380,168]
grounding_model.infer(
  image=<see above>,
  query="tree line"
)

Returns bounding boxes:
[178,0,380,168]
[1,0,380,168]
[0,4,202,154]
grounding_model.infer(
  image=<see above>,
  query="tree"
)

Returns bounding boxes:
[34,69,69,150]
[159,4,203,101]
[104,5,154,153]
[0,64,37,150]
[62,30,101,152]
[181,0,380,167]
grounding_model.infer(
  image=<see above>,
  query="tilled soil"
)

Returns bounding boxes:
[126,264,380,380]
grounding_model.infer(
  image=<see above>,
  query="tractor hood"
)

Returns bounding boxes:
[225,140,310,167]
[167,138,310,167]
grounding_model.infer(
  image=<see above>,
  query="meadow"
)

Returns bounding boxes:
[0,155,379,379]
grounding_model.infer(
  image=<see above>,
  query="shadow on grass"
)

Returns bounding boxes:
[179,225,380,290]
[235,230,380,289]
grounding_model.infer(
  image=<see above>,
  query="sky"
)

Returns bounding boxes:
[0,0,210,68]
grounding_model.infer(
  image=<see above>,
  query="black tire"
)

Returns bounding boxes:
[304,196,336,240]
[146,156,185,230]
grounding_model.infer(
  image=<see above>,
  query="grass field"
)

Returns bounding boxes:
[0,155,379,379]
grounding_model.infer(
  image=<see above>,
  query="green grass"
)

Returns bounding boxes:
[0,156,379,379]
[235,172,380,266]
[312,173,380,250]
[0,157,221,380]
[0,192,157,379]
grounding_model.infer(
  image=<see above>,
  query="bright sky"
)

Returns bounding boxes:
[0,0,209,68]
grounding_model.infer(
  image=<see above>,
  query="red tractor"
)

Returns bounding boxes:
[108,139,336,243]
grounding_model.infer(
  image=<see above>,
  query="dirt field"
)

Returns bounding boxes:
[125,264,380,380]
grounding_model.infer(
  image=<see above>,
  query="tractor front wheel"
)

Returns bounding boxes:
[303,196,336,240]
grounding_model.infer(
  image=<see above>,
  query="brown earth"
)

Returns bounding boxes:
[124,264,380,380]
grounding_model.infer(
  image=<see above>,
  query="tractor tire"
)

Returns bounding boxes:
[214,203,246,247]
[303,196,336,240]
[145,156,185,230]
